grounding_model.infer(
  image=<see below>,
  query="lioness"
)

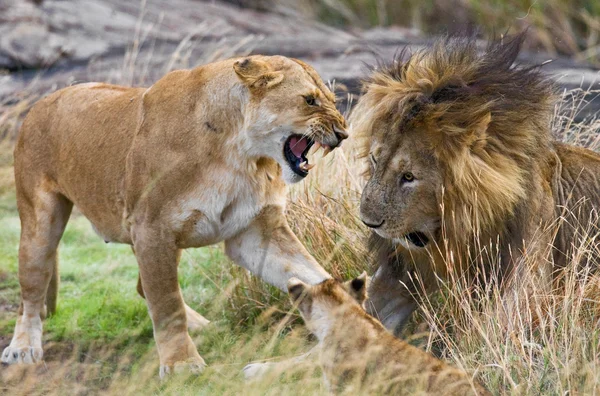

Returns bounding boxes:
[287,274,489,394]
[2,55,347,376]
[351,33,600,332]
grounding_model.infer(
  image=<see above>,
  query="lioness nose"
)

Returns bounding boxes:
[333,125,349,142]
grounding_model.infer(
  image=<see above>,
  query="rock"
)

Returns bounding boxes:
[0,23,67,69]
[0,0,598,122]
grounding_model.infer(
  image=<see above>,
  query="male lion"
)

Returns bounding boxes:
[287,274,489,395]
[2,55,348,377]
[352,34,600,333]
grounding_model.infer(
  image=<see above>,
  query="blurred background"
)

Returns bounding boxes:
[1,0,600,142]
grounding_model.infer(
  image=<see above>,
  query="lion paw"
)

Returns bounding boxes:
[159,358,207,380]
[1,345,43,365]
[2,315,43,365]
[184,304,210,332]
[243,361,275,381]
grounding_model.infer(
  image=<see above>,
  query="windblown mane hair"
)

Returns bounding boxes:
[352,33,557,243]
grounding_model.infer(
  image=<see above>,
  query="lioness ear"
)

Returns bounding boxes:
[344,271,369,306]
[288,278,309,303]
[233,58,284,90]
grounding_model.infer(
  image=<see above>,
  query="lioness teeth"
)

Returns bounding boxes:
[306,141,333,160]
[299,161,315,171]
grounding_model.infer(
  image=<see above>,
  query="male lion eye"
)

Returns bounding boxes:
[305,95,317,106]
[401,172,415,183]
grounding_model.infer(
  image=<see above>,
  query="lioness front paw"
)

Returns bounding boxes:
[184,304,210,332]
[243,361,275,381]
[159,358,207,380]
[1,345,43,364]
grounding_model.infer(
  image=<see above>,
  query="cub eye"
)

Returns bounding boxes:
[305,95,317,106]
[401,172,415,183]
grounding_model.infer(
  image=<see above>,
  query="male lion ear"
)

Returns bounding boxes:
[344,271,369,306]
[288,277,309,303]
[233,58,284,90]
[469,112,492,150]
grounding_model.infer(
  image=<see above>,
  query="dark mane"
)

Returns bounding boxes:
[362,32,556,159]
[352,32,558,240]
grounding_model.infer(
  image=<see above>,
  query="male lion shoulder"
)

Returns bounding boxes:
[287,275,489,395]
[350,33,600,332]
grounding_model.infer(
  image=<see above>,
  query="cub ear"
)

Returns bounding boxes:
[287,277,309,303]
[344,271,369,306]
[233,58,284,90]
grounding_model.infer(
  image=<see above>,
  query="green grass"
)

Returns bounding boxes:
[0,208,325,394]
[1,20,599,392]
[0,215,146,342]
[1,138,600,394]
[0,135,351,395]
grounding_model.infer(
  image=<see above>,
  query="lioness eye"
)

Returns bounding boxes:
[305,95,317,106]
[401,172,415,183]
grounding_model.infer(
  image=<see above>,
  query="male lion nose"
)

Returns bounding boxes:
[333,124,349,144]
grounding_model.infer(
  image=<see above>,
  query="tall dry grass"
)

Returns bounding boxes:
[1,8,600,392]
[254,0,600,64]
[224,84,600,394]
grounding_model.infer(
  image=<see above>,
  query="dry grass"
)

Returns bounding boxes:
[1,14,600,394]
[219,84,600,394]
[270,0,600,63]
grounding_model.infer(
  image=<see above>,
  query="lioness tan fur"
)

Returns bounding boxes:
[287,275,490,395]
[351,33,600,333]
[2,55,348,377]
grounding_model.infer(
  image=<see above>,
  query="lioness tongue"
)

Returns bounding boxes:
[290,136,308,158]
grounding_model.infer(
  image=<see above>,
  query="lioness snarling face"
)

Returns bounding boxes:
[2,55,347,377]
[287,275,489,395]
[235,58,347,184]
[351,33,600,333]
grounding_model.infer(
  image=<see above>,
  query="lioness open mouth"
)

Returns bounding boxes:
[284,134,332,177]
[404,232,430,248]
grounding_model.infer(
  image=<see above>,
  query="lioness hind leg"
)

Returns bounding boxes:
[136,274,210,332]
[2,190,72,365]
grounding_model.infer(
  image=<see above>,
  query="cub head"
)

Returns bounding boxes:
[351,33,554,250]
[234,56,348,184]
[287,272,368,337]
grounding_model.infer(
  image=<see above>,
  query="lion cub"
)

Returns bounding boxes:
[287,274,489,395]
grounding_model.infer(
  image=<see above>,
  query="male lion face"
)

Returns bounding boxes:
[359,126,443,250]
[234,56,348,184]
